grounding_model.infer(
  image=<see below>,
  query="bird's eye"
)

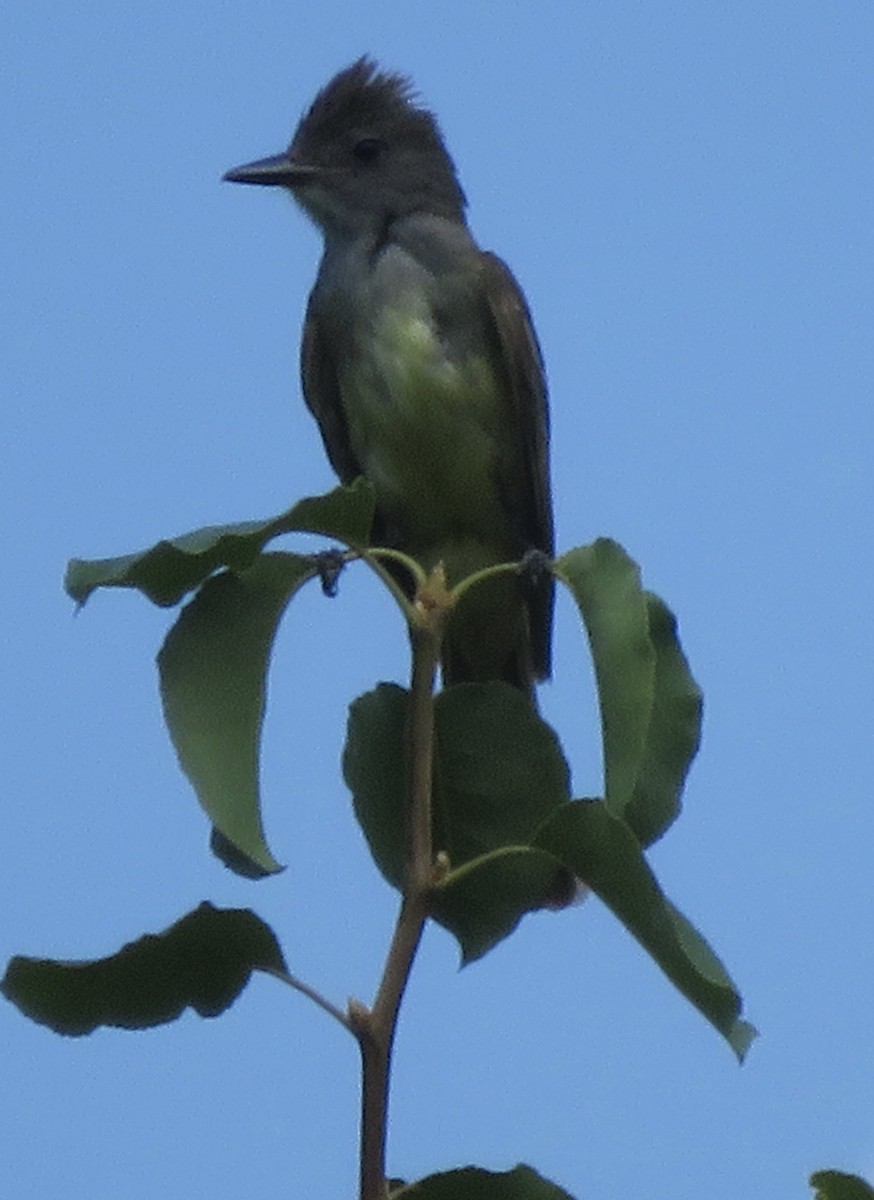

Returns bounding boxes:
[352,137,388,164]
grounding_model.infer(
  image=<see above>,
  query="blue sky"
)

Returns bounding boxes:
[3,4,873,1197]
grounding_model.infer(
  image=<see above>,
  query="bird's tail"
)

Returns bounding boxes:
[439,575,534,695]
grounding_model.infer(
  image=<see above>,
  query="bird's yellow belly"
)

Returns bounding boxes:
[341,306,515,579]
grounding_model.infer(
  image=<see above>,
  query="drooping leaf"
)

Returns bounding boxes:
[343,683,572,959]
[210,827,275,880]
[390,1163,576,1198]
[811,1171,874,1200]
[66,478,376,607]
[1,903,285,1036]
[556,545,703,845]
[556,541,655,818]
[535,800,756,1060]
[624,592,703,846]
[158,552,313,875]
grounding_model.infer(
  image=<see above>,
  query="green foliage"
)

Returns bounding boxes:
[535,803,754,1058]
[625,592,703,845]
[341,674,750,1056]
[5,478,757,1196]
[811,1171,874,1200]
[344,682,573,959]
[1,903,284,1036]
[158,552,314,875]
[64,478,375,607]
[556,541,655,818]
[556,542,702,845]
[390,1164,575,1198]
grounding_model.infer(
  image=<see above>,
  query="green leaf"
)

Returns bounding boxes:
[433,684,571,855]
[535,800,756,1060]
[811,1171,874,1200]
[390,1164,576,1198]
[209,827,277,880]
[435,846,574,963]
[556,541,655,818]
[343,684,409,890]
[343,683,572,959]
[158,552,313,876]
[278,475,376,544]
[1,903,285,1036]
[624,592,703,845]
[431,683,574,958]
[556,545,702,844]
[65,478,376,607]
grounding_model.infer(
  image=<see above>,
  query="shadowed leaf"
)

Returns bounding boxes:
[343,684,409,889]
[210,827,275,880]
[433,684,571,856]
[66,479,375,607]
[435,847,573,963]
[1,903,285,1036]
[344,683,571,959]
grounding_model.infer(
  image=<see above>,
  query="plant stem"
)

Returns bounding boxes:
[405,626,439,893]
[354,621,441,1200]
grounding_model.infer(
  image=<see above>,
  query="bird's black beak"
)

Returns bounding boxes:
[222,152,318,187]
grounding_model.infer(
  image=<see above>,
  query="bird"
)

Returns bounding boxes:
[224,57,554,698]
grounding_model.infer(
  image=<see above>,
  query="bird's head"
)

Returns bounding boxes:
[224,57,467,240]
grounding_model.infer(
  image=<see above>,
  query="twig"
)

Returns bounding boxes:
[260,965,352,1032]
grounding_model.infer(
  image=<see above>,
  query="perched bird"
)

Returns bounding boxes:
[225,57,554,696]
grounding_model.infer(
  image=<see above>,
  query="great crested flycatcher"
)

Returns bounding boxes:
[225,57,554,696]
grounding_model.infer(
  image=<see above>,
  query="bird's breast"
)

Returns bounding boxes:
[339,295,516,577]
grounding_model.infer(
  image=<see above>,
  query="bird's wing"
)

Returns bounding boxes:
[300,295,362,484]
[479,251,555,679]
